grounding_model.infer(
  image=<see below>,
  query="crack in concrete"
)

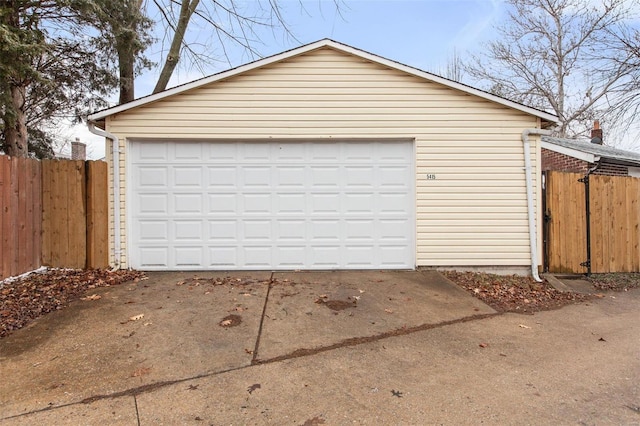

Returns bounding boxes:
[134,395,140,426]
[252,272,274,363]
[251,312,500,365]
[0,312,499,421]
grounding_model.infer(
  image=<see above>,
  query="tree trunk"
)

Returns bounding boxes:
[4,85,29,157]
[153,0,199,94]
[117,40,136,104]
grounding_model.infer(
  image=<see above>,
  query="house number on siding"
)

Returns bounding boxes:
[426,174,436,180]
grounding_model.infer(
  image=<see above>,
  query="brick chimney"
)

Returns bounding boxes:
[590,120,603,145]
[71,137,86,160]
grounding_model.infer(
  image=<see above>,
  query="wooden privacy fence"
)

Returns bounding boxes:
[0,156,108,280]
[0,157,42,279]
[545,171,640,273]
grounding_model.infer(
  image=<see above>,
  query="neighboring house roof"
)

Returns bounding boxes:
[542,136,640,167]
[88,39,559,125]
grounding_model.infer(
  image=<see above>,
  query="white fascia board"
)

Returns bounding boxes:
[88,39,559,125]
[541,140,596,163]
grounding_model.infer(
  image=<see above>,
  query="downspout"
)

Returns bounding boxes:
[522,128,552,282]
[87,122,121,270]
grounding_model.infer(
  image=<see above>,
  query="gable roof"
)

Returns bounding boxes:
[542,136,640,167]
[88,39,559,124]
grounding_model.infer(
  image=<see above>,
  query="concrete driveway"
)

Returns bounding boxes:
[1,270,639,425]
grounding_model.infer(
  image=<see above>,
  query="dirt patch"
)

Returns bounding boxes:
[0,269,145,338]
[441,271,591,313]
[587,273,640,292]
[219,314,242,327]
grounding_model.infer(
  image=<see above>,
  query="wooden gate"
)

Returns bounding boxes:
[545,171,640,273]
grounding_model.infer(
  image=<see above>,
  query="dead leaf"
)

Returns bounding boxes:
[479,343,488,348]
[129,314,144,321]
[131,367,151,377]
[247,383,261,394]
[81,294,101,301]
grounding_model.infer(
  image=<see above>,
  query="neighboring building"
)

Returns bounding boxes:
[88,39,558,273]
[541,123,640,177]
[55,138,87,160]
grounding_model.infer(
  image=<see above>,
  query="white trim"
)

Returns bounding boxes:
[541,141,596,163]
[88,39,559,124]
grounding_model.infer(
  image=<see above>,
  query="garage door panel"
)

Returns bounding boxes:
[242,143,271,161]
[243,220,272,241]
[310,166,340,188]
[174,167,202,187]
[174,247,203,267]
[276,144,306,162]
[136,142,169,161]
[345,166,375,187]
[209,220,237,241]
[208,166,237,188]
[276,167,306,187]
[138,194,168,214]
[137,167,168,188]
[344,245,375,267]
[130,140,414,270]
[209,246,237,267]
[274,246,306,268]
[379,219,411,239]
[310,193,340,214]
[311,143,339,161]
[310,246,341,268]
[379,193,412,214]
[275,193,306,214]
[345,219,375,241]
[139,221,169,241]
[208,194,237,214]
[208,143,238,162]
[276,220,306,241]
[344,193,374,214]
[174,220,203,241]
[243,193,271,214]
[379,245,412,266]
[310,219,340,241]
[242,166,271,188]
[174,142,202,160]
[379,166,412,187]
[139,247,169,268]
[173,194,202,214]
[242,246,272,267]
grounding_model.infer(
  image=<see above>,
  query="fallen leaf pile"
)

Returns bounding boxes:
[0,268,145,337]
[587,273,640,292]
[442,271,590,313]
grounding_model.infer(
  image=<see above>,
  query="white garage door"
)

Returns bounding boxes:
[129,140,414,270]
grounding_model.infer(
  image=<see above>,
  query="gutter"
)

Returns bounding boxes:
[522,128,552,282]
[87,122,121,270]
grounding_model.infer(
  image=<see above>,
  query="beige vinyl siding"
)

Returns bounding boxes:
[106,47,541,268]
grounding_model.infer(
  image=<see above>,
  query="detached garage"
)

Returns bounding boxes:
[88,39,557,274]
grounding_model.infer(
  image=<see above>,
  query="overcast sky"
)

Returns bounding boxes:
[73,0,510,159]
